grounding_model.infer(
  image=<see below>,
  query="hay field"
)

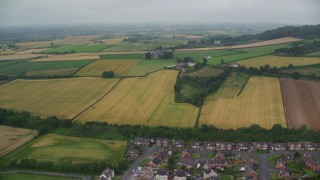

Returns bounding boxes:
[77,70,199,127]
[177,37,301,51]
[23,68,79,77]
[0,126,38,157]
[0,134,126,165]
[200,76,286,129]
[76,60,141,77]
[31,53,100,62]
[238,56,320,68]
[0,78,119,119]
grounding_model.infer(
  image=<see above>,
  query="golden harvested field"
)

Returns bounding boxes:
[0,78,119,119]
[238,56,320,68]
[177,37,301,51]
[31,53,100,62]
[0,125,38,157]
[77,70,199,127]
[0,54,44,61]
[17,35,99,48]
[76,60,141,76]
[23,68,79,77]
[200,76,287,129]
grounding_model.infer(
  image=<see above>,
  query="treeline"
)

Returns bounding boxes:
[1,108,319,143]
[7,159,128,175]
[38,50,76,55]
[274,40,320,56]
[174,71,228,107]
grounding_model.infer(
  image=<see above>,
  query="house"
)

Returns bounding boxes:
[181,149,192,159]
[154,169,169,180]
[304,157,320,171]
[203,169,219,180]
[244,166,257,180]
[172,140,184,148]
[216,142,235,151]
[206,159,230,170]
[275,159,287,171]
[99,168,114,180]
[304,142,318,151]
[252,142,269,150]
[203,141,216,150]
[240,153,256,166]
[156,138,169,147]
[137,167,154,180]
[174,170,187,180]
[287,142,302,151]
[228,63,239,68]
[236,143,252,151]
[188,61,197,67]
[214,152,225,160]
[177,158,198,169]
[278,170,291,179]
[271,143,287,151]
[147,155,165,167]
[127,148,140,159]
[190,141,202,149]
[132,137,151,146]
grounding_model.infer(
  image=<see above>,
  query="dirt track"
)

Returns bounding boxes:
[280,78,320,130]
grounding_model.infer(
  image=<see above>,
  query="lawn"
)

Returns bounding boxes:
[100,53,143,59]
[0,60,93,76]
[42,44,110,54]
[238,56,320,68]
[76,60,141,77]
[0,77,119,119]
[174,49,240,59]
[0,172,79,180]
[126,60,175,76]
[0,134,127,166]
[76,70,199,127]
[200,76,287,129]
[0,126,37,157]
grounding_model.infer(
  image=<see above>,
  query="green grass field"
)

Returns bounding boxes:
[0,173,79,180]
[0,134,127,166]
[280,64,320,77]
[42,44,110,53]
[0,60,93,76]
[0,59,29,68]
[100,53,143,59]
[205,44,289,64]
[174,49,240,59]
[305,51,320,57]
[126,60,175,76]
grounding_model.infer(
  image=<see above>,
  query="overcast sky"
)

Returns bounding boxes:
[0,0,319,26]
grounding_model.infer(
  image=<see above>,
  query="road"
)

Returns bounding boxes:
[0,170,90,180]
[122,146,161,180]
[259,154,272,180]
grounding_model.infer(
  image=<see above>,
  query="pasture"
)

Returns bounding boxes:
[76,70,199,127]
[200,76,286,129]
[76,60,141,77]
[0,60,92,76]
[126,60,175,76]
[280,78,320,130]
[174,49,240,59]
[32,53,100,61]
[0,134,127,165]
[0,78,119,119]
[0,126,37,157]
[0,172,79,180]
[42,44,110,54]
[238,56,320,68]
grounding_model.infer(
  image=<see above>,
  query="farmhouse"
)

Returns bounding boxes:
[154,169,169,180]
[99,168,114,180]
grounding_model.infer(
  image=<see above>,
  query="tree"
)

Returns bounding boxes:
[220,58,225,64]
[102,71,114,78]
[145,52,152,59]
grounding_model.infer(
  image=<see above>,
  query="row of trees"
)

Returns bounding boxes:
[274,40,320,56]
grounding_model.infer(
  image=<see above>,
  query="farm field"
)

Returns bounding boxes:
[42,44,110,54]
[23,68,79,77]
[280,78,320,130]
[0,59,28,68]
[126,60,175,76]
[100,53,143,59]
[174,49,240,59]
[177,37,301,51]
[0,78,119,119]
[280,65,320,77]
[0,60,92,76]
[31,53,100,61]
[0,172,79,180]
[200,76,286,129]
[0,126,37,157]
[238,56,320,68]
[0,54,43,61]
[184,66,224,77]
[76,70,199,127]
[306,51,320,57]
[204,44,290,65]
[76,60,141,77]
[15,48,48,55]
[0,134,127,166]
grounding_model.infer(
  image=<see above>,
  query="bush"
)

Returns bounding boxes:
[102,71,114,78]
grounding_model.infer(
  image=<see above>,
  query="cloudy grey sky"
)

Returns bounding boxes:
[0,0,319,26]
